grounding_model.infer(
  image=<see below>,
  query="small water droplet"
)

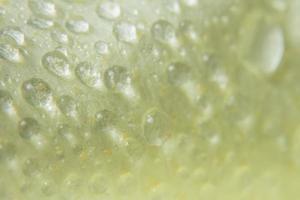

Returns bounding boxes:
[143,109,169,146]
[0,27,25,46]
[0,90,15,115]
[151,20,178,46]
[75,61,103,89]
[0,43,22,63]
[57,95,78,118]
[113,21,138,43]
[167,62,191,85]
[28,17,54,29]
[57,124,77,146]
[42,51,71,78]
[104,65,129,89]
[28,0,57,18]
[66,17,90,34]
[180,21,198,41]
[18,117,40,139]
[94,40,109,55]
[51,29,69,44]
[22,78,54,111]
[96,1,121,20]
[181,0,198,7]
[95,109,116,129]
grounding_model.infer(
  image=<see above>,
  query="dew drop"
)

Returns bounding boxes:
[21,78,54,111]
[57,124,77,146]
[96,1,121,20]
[95,109,116,129]
[104,65,129,90]
[66,17,90,34]
[246,25,284,74]
[42,51,71,78]
[180,21,198,41]
[0,90,15,115]
[0,27,25,46]
[18,117,40,140]
[151,20,178,46]
[167,62,191,85]
[142,109,169,146]
[0,43,22,63]
[75,61,103,89]
[57,95,78,118]
[94,40,109,55]
[181,0,198,7]
[51,29,69,44]
[28,0,57,18]
[113,21,138,43]
[28,17,54,29]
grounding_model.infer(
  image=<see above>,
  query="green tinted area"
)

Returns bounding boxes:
[0,0,300,199]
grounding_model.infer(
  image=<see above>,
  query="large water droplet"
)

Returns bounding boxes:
[66,17,90,34]
[21,78,54,111]
[18,117,40,139]
[0,27,25,46]
[0,43,22,63]
[245,24,284,74]
[151,20,178,46]
[42,51,71,78]
[75,61,103,89]
[143,109,169,146]
[28,0,56,18]
[94,40,110,55]
[28,17,54,29]
[96,1,121,20]
[57,95,78,118]
[113,21,138,43]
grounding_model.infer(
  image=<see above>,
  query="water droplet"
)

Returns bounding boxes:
[95,109,116,129]
[0,7,6,16]
[0,90,15,115]
[75,61,103,89]
[57,124,77,146]
[28,17,54,29]
[142,109,169,146]
[22,158,40,177]
[113,21,138,43]
[22,78,54,111]
[18,118,40,139]
[96,1,121,20]
[180,21,198,41]
[66,17,90,34]
[94,40,109,55]
[167,62,191,85]
[57,95,78,118]
[28,0,57,18]
[51,29,69,44]
[104,65,129,89]
[151,20,178,46]
[0,43,22,63]
[245,24,284,74]
[181,0,198,7]
[0,27,25,46]
[42,51,71,78]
